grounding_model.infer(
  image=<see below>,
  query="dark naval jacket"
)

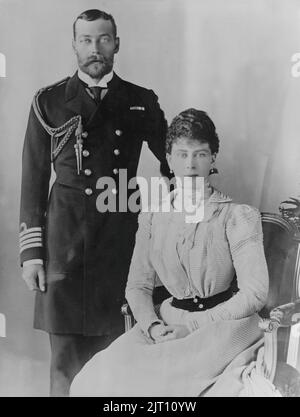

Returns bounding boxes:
[19,72,167,336]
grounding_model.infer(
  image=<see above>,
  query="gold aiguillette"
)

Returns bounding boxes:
[74,119,83,175]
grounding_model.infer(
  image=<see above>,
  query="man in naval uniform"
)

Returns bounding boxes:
[19,9,168,396]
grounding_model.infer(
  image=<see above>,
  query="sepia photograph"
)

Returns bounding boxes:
[0,0,300,398]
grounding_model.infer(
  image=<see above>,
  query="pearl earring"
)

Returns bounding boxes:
[209,167,219,175]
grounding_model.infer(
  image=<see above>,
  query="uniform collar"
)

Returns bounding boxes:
[77,69,114,88]
[65,71,122,103]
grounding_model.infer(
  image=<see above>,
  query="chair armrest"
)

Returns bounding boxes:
[258,298,300,382]
[121,287,171,333]
[121,302,135,332]
[259,298,300,333]
[269,298,300,327]
[121,302,132,317]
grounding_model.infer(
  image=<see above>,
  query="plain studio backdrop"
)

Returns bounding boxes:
[0,0,300,396]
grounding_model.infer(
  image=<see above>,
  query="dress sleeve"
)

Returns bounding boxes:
[185,204,269,332]
[125,211,162,335]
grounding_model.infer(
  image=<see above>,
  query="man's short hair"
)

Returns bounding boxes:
[73,9,117,39]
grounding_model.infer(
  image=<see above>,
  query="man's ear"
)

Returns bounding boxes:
[211,153,216,163]
[72,39,76,53]
[114,37,120,53]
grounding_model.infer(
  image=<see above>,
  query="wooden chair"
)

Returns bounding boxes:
[257,213,300,396]
[121,212,300,396]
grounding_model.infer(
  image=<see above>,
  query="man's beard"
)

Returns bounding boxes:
[78,55,114,79]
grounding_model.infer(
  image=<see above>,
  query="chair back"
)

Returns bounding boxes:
[260,213,298,316]
[259,212,299,362]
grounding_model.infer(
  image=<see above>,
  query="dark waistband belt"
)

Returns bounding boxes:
[171,287,233,312]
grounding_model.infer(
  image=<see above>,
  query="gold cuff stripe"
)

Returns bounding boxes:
[20,243,43,254]
[20,237,43,248]
[20,232,42,243]
[19,227,42,238]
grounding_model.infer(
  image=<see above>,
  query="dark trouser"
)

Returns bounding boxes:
[49,333,115,397]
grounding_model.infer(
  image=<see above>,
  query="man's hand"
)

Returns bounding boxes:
[22,264,46,292]
[155,324,190,343]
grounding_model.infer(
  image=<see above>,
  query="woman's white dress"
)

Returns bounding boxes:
[71,189,272,396]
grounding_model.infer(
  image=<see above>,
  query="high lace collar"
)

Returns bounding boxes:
[169,188,232,207]
[154,188,232,224]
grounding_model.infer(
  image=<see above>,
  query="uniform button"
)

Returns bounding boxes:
[82,131,88,138]
[113,168,119,175]
[82,150,90,157]
[112,188,118,195]
[114,149,120,156]
[84,169,92,176]
[115,129,122,136]
[198,304,204,310]
[85,188,93,196]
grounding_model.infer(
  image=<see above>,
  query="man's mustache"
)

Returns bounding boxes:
[86,56,109,65]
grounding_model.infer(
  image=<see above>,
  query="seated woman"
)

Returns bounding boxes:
[71,109,270,397]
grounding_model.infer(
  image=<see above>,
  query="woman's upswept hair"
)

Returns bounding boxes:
[166,108,219,155]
